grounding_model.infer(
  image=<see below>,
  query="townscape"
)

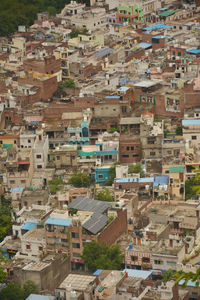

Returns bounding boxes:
[1,0,200,299]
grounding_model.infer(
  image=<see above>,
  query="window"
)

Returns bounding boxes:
[28,140,31,143]
[36,154,41,159]
[21,180,26,184]
[98,174,104,179]
[167,261,176,266]
[192,136,197,140]
[71,232,79,239]
[131,256,138,262]
[178,52,181,56]
[56,156,60,160]
[37,165,42,169]
[26,244,31,250]
[127,146,130,150]
[73,253,81,258]
[147,137,156,144]
[10,180,15,184]
[122,154,129,158]
[142,257,150,263]
[131,146,134,150]
[14,140,16,144]
[150,152,155,156]
[72,243,80,249]
[154,260,164,265]
[39,246,43,251]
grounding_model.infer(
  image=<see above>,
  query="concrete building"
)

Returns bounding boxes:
[32,129,49,170]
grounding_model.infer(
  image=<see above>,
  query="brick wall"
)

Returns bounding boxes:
[23,56,61,74]
[18,76,57,102]
[114,181,153,190]
[184,81,200,108]
[119,136,141,163]
[98,209,127,246]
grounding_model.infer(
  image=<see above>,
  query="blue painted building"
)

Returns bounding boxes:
[67,121,89,145]
[95,167,111,186]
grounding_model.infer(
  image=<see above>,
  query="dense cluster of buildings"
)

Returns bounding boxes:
[1,0,200,299]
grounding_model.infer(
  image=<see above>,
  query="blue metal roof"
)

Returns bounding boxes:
[93,269,103,276]
[10,187,24,193]
[139,42,152,49]
[26,294,55,300]
[21,222,37,231]
[96,150,118,156]
[179,280,197,287]
[45,218,72,227]
[143,24,172,31]
[118,86,130,92]
[186,48,200,55]
[123,269,153,279]
[182,119,200,126]
[154,176,169,187]
[153,35,166,39]
[94,48,114,57]
[105,96,120,99]
[115,177,154,183]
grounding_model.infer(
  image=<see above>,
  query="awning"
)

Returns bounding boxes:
[18,161,30,165]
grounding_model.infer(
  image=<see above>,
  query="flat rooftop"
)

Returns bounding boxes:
[59,274,96,291]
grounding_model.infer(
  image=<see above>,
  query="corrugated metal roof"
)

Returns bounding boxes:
[118,86,130,92]
[82,212,108,234]
[179,280,197,287]
[154,176,169,187]
[21,222,37,231]
[182,119,200,126]
[10,187,24,193]
[105,96,120,99]
[68,197,110,213]
[169,166,184,173]
[45,218,72,227]
[26,294,55,300]
[94,48,114,57]
[159,9,181,17]
[93,269,103,276]
[96,150,118,156]
[138,42,152,49]
[123,269,153,279]
[143,24,172,31]
[186,49,200,55]
[115,177,154,183]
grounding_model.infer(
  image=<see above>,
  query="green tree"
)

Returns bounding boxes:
[23,280,39,299]
[185,177,196,200]
[105,163,120,186]
[176,125,183,136]
[47,6,56,16]
[69,173,91,188]
[69,29,80,38]
[164,124,170,138]
[48,177,64,194]
[109,127,120,134]
[162,269,175,282]
[63,79,75,88]
[0,195,12,242]
[128,162,144,176]
[0,283,24,300]
[82,241,123,272]
[95,188,113,202]
[173,268,200,288]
